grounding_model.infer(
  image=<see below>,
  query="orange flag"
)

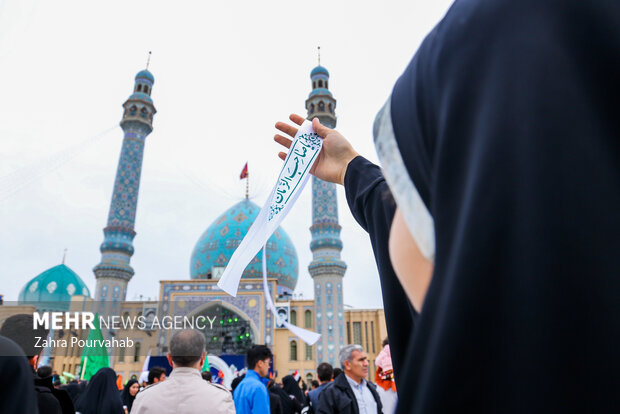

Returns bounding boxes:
[240,162,248,179]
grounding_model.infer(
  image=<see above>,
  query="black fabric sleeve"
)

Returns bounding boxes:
[343,155,416,391]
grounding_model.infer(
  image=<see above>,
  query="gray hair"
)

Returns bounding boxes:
[169,329,206,367]
[339,344,364,368]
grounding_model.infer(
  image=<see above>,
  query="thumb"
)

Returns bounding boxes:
[312,117,332,138]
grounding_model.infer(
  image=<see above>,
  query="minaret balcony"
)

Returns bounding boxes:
[92,264,134,281]
[310,238,343,251]
[308,260,347,277]
[120,115,153,131]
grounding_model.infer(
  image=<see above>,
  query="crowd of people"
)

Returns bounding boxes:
[0,316,393,414]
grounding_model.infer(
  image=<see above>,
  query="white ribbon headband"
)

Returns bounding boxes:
[217,120,322,345]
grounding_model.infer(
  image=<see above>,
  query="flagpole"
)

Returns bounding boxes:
[81,356,88,380]
[240,162,249,198]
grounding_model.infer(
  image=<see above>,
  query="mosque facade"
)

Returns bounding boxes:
[8,63,387,386]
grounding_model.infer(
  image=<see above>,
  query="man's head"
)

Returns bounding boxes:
[339,344,368,384]
[37,365,53,378]
[147,366,166,384]
[231,374,245,393]
[247,345,272,378]
[316,362,333,384]
[166,329,206,370]
[0,314,48,369]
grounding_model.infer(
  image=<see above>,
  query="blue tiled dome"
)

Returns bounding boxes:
[18,264,91,311]
[135,69,154,83]
[311,65,329,77]
[190,199,298,294]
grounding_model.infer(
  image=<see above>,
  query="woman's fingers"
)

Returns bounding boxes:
[274,134,292,149]
[275,121,298,138]
[289,114,305,126]
[275,114,306,162]
[275,114,306,138]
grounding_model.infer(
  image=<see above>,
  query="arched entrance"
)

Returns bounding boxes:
[189,301,258,355]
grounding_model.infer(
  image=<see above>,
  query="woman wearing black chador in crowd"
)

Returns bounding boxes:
[274,1,620,412]
[75,367,124,414]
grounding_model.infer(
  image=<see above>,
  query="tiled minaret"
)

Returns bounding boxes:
[93,68,156,316]
[305,55,347,367]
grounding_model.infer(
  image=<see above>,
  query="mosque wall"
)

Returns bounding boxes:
[156,279,276,354]
[344,309,388,381]
[111,301,158,381]
[0,304,36,326]
[273,299,317,382]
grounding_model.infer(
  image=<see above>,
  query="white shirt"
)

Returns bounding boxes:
[345,374,378,414]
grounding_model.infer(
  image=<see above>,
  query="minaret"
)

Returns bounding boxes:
[93,67,156,316]
[306,52,347,367]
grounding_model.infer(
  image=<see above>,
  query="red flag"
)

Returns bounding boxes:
[240,162,248,179]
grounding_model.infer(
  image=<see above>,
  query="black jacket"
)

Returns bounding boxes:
[34,373,75,414]
[34,378,62,414]
[269,389,284,414]
[316,374,382,414]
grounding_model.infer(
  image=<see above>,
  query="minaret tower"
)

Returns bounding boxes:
[306,50,347,367]
[93,66,156,315]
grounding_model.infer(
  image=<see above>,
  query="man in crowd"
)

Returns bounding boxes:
[317,345,382,414]
[131,329,234,414]
[0,314,74,414]
[147,366,166,385]
[233,344,273,414]
[308,362,333,413]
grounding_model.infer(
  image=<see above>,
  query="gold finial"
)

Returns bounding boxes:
[62,248,68,264]
[146,51,152,70]
[317,46,321,66]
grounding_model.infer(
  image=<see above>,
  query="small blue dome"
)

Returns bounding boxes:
[18,264,91,311]
[135,69,154,83]
[311,66,329,77]
[190,199,299,294]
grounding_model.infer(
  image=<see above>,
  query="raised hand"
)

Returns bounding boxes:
[274,114,359,185]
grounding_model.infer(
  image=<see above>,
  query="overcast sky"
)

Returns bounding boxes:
[0,0,454,309]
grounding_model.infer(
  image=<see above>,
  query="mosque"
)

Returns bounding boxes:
[8,61,386,386]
